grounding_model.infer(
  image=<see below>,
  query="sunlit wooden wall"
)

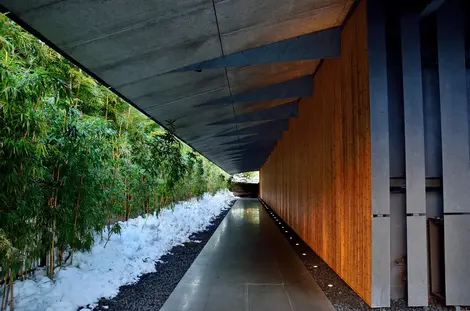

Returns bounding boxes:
[259,0,372,304]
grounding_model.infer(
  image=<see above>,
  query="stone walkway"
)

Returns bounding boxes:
[160,198,335,311]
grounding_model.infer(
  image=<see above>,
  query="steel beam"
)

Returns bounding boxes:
[209,101,298,125]
[421,0,448,17]
[216,119,289,137]
[221,133,281,146]
[175,27,341,71]
[198,76,311,107]
[222,144,275,153]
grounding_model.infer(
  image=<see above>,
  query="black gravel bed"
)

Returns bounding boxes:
[78,200,235,311]
[258,199,465,311]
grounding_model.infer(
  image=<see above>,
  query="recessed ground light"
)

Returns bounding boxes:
[313,265,318,268]
[282,226,284,228]
[285,231,288,233]
[295,243,299,246]
[302,253,306,256]
[289,237,292,239]
[328,284,333,288]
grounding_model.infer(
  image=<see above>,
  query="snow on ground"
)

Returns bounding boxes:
[8,190,235,311]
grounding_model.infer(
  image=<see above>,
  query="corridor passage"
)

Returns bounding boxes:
[160,199,335,311]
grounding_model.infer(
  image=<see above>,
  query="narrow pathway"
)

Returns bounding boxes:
[160,199,335,311]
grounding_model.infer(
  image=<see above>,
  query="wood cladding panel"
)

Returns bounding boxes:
[259,0,372,304]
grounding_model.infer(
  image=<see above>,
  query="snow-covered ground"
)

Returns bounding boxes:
[7,190,234,311]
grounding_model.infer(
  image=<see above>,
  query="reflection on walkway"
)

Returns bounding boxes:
[231,200,260,224]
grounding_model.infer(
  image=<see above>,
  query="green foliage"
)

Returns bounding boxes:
[0,14,230,282]
[233,171,259,183]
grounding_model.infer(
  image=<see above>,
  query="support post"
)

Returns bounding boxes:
[367,0,391,307]
[437,0,470,306]
[400,12,428,307]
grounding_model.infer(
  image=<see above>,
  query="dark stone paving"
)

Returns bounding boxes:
[160,199,335,311]
[83,201,234,311]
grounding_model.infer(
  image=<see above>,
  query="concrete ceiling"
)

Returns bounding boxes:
[1,0,354,174]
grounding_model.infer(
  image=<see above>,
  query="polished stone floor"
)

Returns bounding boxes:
[159,199,335,311]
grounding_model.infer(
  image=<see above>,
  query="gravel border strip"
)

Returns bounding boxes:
[78,200,235,311]
[258,199,465,311]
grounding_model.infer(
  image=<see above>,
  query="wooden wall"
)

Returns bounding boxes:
[259,0,372,304]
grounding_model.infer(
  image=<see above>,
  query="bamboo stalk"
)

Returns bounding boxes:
[2,285,9,311]
[105,96,108,120]
[126,180,131,220]
[104,228,112,249]
[63,109,67,132]
[33,94,42,111]
[107,210,111,232]
[123,178,127,220]
[1,268,8,311]
[48,250,51,278]
[49,163,60,278]
[9,269,13,311]
[50,218,55,279]
[21,248,26,281]
[2,270,10,311]
[71,173,85,264]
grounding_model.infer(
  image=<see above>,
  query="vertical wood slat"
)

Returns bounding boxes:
[259,0,372,304]
[400,12,428,307]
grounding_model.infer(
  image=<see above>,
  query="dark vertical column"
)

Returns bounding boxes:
[400,13,428,307]
[367,0,391,307]
[437,0,470,306]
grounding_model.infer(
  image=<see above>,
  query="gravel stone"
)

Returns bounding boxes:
[77,200,235,311]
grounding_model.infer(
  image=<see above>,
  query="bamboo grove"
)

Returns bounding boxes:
[0,14,230,307]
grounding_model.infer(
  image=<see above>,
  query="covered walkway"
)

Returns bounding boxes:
[3,0,470,307]
[160,199,334,311]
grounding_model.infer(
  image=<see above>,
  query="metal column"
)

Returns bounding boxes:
[400,12,428,307]
[437,0,470,306]
[367,0,391,307]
